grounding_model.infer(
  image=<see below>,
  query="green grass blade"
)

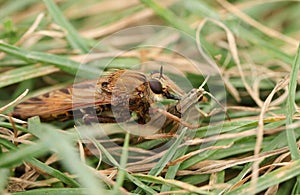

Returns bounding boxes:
[134,128,187,194]
[160,145,188,192]
[134,174,212,195]
[225,158,300,194]
[0,0,36,20]
[0,42,101,78]
[28,158,80,187]
[286,43,300,160]
[183,0,220,20]
[90,137,120,167]
[286,43,300,192]
[0,168,10,192]
[112,132,130,194]
[88,134,156,194]
[140,0,194,36]
[148,128,187,176]
[0,140,48,168]
[0,122,28,133]
[124,173,157,194]
[0,137,79,187]
[0,64,58,88]
[43,0,89,53]
[12,188,105,195]
[86,133,156,193]
[28,117,105,194]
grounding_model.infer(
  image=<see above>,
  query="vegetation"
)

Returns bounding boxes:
[1,0,300,194]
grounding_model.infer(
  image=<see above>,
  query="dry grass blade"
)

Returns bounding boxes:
[80,1,174,39]
[211,18,262,106]
[1,1,300,194]
[15,13,45,46]
[134,174,220,194]
[0,89,29,114]
[230,161,289,191]
[251,76,289,191]
[217,0,298,47]
[168,142,233,166]
[179,143,297,175]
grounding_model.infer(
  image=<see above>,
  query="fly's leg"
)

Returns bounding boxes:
[82,114,117,124]
[79,106,117,124]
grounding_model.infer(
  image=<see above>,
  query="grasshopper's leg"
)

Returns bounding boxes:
[152,107,200,129]
[196,107,218,118]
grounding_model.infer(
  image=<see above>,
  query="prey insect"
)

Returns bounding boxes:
[163,77,228,130]
[13,68,186,124]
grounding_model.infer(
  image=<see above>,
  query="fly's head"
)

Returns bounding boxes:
[148,67,185,101]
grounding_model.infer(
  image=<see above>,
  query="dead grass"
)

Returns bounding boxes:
[1,0,300,194]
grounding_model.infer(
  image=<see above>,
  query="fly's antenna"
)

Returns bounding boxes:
[159,65,163,79]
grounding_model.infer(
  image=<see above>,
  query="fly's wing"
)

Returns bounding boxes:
[12,71,127,120]
[13,69,148,120]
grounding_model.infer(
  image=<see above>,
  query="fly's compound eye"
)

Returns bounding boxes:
[149,79,163,94]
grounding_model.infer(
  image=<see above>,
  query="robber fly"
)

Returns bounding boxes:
[13,68,186,124]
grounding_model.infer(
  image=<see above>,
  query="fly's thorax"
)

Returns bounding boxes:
[106,70,153,123]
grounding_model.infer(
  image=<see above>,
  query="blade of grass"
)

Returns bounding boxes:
[29,158,80,188]
[87,133,157,194]
[0,89,28,113]
[286,43,300,160]
[134,128,187,194]
[82,126,157,194]
[0,0,36,20]
[43,0,89,53]
[286,43,300,192]
[0,65,59,88]
[213,170,226,194]
[224,120,291,192]
[217,0,297,47]
[183,1,294,65]
[181,174,210,186]
[0,139,49,168]
[0,168,9,192]
[140,0,217,62]
[225,158,300,195]
[0,137,80,187]
[134,174,212,194]
[124,173,157,194]
[140,0,194,36]
[11,188,104,195]
[28,117,105,194]
[160,145,188,192]
[0,42,101,78]
[0,122,27,132]
[81,129,157,194]
[183,0,220,20]
[112,132,130,195]
[89,137,120,167]
[148,128,187,176]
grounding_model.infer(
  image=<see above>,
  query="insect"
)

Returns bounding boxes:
[13,68,186,124]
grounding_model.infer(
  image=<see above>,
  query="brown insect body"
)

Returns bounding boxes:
[13,69,184,123]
